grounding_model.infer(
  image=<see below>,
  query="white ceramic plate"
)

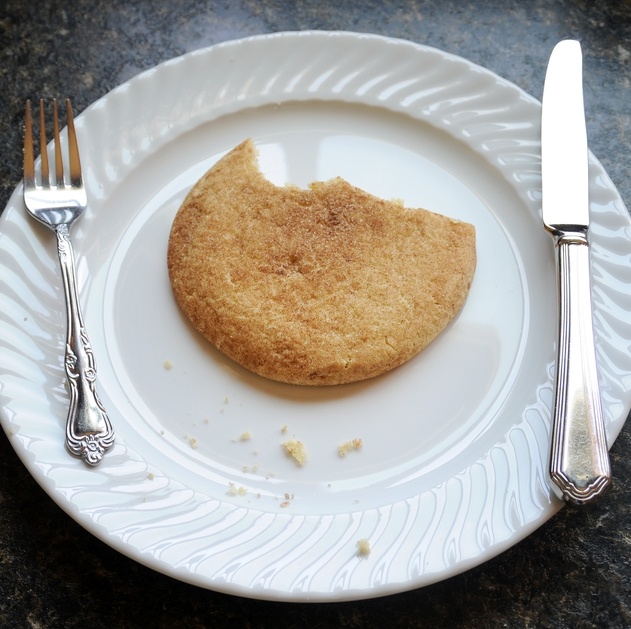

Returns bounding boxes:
[2,31,631,602]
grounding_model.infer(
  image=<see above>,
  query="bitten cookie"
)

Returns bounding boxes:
[167,139,476,385]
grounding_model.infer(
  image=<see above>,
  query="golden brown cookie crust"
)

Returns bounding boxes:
[167,139,476,385]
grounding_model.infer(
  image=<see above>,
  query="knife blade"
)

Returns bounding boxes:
[541,39,611,505]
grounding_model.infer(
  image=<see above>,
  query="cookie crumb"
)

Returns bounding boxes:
[280,492,295,508]
[338,438,363,457]
[357,539,371,557]
[282,436,307,466]
[164,359,173,370]
[227,482,247,497]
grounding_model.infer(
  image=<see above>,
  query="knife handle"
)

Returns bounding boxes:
[549,233,611,505]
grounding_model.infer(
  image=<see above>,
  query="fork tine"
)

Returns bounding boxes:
[66,100,82,187]
[38,99,50,186]
[52,99,64,186]
[23,100,35,188]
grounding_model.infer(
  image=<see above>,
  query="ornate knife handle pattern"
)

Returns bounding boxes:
[549,232,611,504]
[57,224,114,465]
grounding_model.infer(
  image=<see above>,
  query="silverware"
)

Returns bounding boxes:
[541,41,611,504]
[23,99,115,465]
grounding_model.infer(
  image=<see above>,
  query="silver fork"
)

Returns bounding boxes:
[23,99,115,465]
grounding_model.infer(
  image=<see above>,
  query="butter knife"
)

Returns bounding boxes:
[541,39,611,505]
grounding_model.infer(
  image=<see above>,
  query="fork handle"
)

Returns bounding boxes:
[549,234,611,504]
[56,224,115,465]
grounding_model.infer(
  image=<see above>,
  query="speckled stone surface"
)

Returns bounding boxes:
[1,1,631,627]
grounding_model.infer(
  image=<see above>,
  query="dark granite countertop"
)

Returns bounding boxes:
[1,1,631,627]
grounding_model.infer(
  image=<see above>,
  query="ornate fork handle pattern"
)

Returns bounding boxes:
[23,99,115,465]
[56,224,114,464]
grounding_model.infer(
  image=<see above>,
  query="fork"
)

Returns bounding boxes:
[23,99,115,465]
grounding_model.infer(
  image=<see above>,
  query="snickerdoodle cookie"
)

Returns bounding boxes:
[167,139,476,385]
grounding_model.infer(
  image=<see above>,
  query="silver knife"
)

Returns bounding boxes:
[541,39,611,505]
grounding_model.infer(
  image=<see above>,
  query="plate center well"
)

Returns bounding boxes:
[93,102,552,504]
